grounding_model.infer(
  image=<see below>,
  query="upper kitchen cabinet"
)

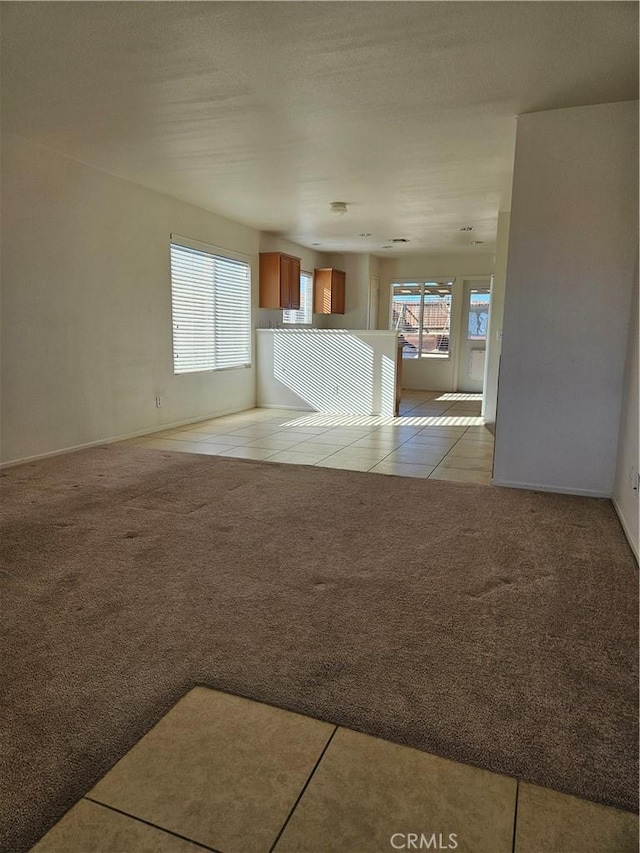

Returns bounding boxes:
[314,268,346,314]
[259,252,301,310]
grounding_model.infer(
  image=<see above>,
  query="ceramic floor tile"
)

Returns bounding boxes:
[321,449,391,466]
[348,437,409,450]
[291,441,349,455]
[217,446,277,461]
[30,799,205,853]
[401,437,459,453]
[187,442,235,456]
[416,426,467,437]
[370,461,435,478]
[515,783,638,853]
[270,425,329,435]
[89,688,334,853]
[439,455,493,472]
[442,446,493,460]
[405,432,460,445]
[407,407,453,416]
[200,433,254,446]
[244,436,307,451]
[273,727,516,853]
[227,426,281,438]
[373,426,424,436]
[315,457,375,472]
[320,430,375,442]
[324,444,392,460]
[430,466,491,484]
[385,447,450,466]
[267,449,333,465]
[463,427,494,438]
[452,439,494,452]
[274,430,338,444]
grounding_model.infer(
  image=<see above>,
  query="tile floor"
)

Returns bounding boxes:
[33,688,638,853]
[119,391,494,485]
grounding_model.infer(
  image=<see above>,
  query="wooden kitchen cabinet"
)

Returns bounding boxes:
[259,252,301,309]
[313,268,346,314]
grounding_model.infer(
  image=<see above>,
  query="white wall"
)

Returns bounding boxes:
[319,253,372,330]
[482,212,510,424]
[613,269,639,557]
[0,133,260,464]
[493,101,638,496]
[379,253,495,390]
[256,329,399,416]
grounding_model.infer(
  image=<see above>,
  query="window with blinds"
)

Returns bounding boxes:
[283,271,313,324]
[390,281,453,359]
[170,239,252,374]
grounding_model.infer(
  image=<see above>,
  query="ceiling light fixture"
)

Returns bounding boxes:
[330,201,348,215]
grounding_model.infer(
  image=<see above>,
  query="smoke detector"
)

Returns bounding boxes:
[330,201,348,215]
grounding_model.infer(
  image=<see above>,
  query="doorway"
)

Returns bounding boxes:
[457,279,491,393]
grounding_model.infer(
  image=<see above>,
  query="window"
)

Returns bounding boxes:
[283,271,313,325]
[467,288,490,340]
[170,237,251,374]
[390,281,453,358]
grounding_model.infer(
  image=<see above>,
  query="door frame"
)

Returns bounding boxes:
[368,274,380,329]
[454,275,491,394]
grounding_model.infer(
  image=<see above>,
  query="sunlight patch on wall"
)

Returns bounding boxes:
[273,332,375,415]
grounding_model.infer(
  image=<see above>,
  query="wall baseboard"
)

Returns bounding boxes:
[490,478,610,499]
[612,496,639,563]
[256,404,315,412]
[0,404,252,469]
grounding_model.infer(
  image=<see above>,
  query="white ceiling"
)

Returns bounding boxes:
[1,2,637,255]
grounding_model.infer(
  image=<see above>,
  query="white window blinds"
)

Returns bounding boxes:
[170,240,251,374]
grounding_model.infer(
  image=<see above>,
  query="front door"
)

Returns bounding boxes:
[457,279,491,393]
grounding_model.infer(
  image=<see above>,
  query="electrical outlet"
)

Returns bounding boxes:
[155,396,162,408]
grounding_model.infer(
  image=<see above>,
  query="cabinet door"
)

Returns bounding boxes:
[332,270,346,314]
[278,256,301,309]
[279,255,292,309]
[289,257,301,309]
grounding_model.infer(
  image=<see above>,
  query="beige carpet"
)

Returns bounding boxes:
[1,445,637,853]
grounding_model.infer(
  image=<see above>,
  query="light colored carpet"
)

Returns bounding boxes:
[0,445,637,853]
